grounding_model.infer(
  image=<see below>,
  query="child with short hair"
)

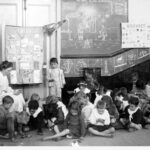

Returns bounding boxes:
[80,93,94,127]
[42,100,86,141]
[88,100,115,137]
[30,93,40,102]
[48,57,66,98]
[0,95,15,142]
[43,101,66,141]
[74,81,90,94]
[120,95,144,132]
[28,96,44,135]
[114,91,129,114]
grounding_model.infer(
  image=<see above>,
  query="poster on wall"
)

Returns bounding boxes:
[5,26,43,84]
[121,23,150,48]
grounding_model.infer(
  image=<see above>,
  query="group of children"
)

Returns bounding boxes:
[0,58,150,143]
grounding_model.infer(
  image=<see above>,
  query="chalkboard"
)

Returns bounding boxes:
[61,0,128,57]
[5,25,44,84]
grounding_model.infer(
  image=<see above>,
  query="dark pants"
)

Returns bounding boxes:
[28,112,44,132]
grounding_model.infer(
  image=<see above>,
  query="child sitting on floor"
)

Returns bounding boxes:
[80,93,94,127]
[101,95,119,125]
[27,94,44,135]
[114,91,129,114]
[0,96,16,142]
[43,98,67,140]
[120,95,144,132]
[88,100,115,138]
[74,81,90,94]
[42,100,86,141]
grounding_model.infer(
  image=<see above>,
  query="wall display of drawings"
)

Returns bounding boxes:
[60,48,150,77]
[61,0,128,56]
[5,25,43,84]
[122,23,150,48]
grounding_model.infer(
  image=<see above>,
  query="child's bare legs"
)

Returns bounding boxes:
[53,125,62,140]
[42,129,70,141]
[129,122,142,130]
[103,127,115,134]
[88,128,113,137]
[53,125,60,134]
[6,114,16,141]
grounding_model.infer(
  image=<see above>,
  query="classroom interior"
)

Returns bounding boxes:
[1,0,150,146]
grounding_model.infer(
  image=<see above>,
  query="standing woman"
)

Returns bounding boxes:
[0,61,25,113]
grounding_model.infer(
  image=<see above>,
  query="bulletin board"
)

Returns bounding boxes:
[121,23,150,48]
[5,25,44,84]
[61,0,128,57]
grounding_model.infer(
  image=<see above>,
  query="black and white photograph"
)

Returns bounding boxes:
[0,0,150,147]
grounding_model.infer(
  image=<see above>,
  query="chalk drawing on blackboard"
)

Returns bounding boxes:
[114,2,127,15]
[61,0,128,56]
[137,49,150,59]
[83,39,91,48]
[88,59,101,68]
[114,54,127,68]
[98,25,107,41]
[127,50,137,66]
[104,60,109,74]
[61,59,74,74]
[74,59,87,75]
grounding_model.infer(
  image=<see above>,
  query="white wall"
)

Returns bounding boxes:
[129,0,150,23]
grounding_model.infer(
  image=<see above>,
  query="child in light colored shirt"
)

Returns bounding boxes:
[48,58,66,98]
[88,100,115,137]
[74,81,90,94]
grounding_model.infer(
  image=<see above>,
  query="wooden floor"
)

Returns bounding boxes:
[0,128,150,146]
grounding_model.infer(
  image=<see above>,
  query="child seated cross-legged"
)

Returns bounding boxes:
[42,100,86,141]
[120,95,144,132]
[87,100,115,138]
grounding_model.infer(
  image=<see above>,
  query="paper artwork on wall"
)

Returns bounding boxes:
[5,26,43,84]
[122,23,150,48]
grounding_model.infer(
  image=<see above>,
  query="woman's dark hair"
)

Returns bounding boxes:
[2,95,14,104]
[50,57,58,64]
[0,61,13,71]
[128,96,139,106]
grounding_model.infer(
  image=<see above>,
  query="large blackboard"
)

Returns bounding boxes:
[61,0,128,57]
